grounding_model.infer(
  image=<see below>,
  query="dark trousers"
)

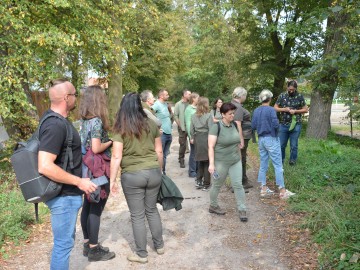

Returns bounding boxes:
[80,186,109,245]
[240,139,250,183]
[197,160,210,187]
[178,127,187,161]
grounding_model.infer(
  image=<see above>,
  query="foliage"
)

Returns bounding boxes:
[277,135,360,269]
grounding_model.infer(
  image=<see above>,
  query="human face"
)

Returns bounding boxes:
[184,91,191,102]
[221,110,235,124]
[66,84,77,111]
[192,96,199,106]
[287,86,296,97]
[147,93,155,106]
[216,99,223,109]
[161,91,169,101]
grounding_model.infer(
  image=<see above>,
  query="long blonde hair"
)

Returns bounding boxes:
[79,85,110,130]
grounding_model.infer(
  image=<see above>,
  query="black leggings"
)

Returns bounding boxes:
[80,185,109,245]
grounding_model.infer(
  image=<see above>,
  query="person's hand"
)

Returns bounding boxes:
[284,107,291,113]
[208,164,215,174]
[190,139,194,144]
[110,181,119,195]
[289,109,296,115]
[239,138,244,149]
[77,178,97,194]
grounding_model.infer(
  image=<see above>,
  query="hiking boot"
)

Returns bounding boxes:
[195,180,203,189]
[231,187,249,193]
[202,186,210,191]
[289,160,296,166]
[156,247,165,255]
[179,159,185,168]
[239,210,248,222]
[242,181,253,189]
[127,253,148,263]
[88,245,115,262]
[209,205,226,215]
[83,242,109,257]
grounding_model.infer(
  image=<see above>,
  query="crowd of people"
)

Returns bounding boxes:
[37,78,307,269]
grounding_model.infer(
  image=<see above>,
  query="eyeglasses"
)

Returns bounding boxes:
[67,93,78,97]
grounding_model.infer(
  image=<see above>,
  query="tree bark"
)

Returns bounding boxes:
[107,40,122,125]
[306,3,348,139]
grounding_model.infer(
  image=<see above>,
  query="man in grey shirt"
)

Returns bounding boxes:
[140,90,161,128]
[174,89,191,168]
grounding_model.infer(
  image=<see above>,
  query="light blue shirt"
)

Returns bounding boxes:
[152,100,172,134]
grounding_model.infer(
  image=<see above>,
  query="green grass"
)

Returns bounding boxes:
[250,131,360,269]
[0,144,48,258]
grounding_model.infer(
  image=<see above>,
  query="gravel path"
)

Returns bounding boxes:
[3,127,292,270]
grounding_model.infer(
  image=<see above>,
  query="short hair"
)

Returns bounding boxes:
[158,88,167,98]
[48,78,69,89]
[189,92,199,104]
[182,89,190,97]
[287,80,298,89]
[232,87,247,99]
[259,89,273,103]
[220,102,237,114]
[140,90,153,102]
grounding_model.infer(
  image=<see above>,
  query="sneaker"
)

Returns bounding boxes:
[289,160,296,166]
[209,205,226,215]
[88,245,115,262]
[83,242,109,257]
[260,187,274,197]
[279,189,296,199]
[239,210,248,222]
[127,253,148,263]
[202,186,210,191]
[156,247,165,255]
[243,182,254,189]
[195,180,203,189]
[179,160,185,168]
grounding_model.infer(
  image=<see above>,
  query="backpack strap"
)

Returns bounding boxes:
[217,121,238,137]
[38,112,74,171]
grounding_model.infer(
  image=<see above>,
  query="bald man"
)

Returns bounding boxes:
[38,78,97,270]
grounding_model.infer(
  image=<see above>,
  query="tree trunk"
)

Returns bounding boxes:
[107,41,122,124]
[306,89,334,138]
[306,3,348,139]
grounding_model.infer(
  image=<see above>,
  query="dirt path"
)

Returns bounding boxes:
[2,128,300,270]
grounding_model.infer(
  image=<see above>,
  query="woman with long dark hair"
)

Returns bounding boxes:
[79,85,115,261]
[210,98,223,123]
[110,92,164,264]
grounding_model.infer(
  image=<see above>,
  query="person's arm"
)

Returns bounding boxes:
[109,141,123,195]
[154,137,163,170]
[208,134,217,174]
[274,103,291,113]
[234,121,245,149]
[91,138,112,154]
[190,118,195,144]
[174,103,181,127]
[38,151,97,194]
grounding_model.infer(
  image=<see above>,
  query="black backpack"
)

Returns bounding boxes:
[11,112,74,221]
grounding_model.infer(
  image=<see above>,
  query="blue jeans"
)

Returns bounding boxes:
[188,143,197,177]
[257,136,285,189]
[279,123,302,163]
[161,133,172,173]
[45,195,83,270]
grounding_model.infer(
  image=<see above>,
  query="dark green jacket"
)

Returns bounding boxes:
[157,175,183,211]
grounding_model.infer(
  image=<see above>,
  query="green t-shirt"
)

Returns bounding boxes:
[209,121,241,163]
[113,119,160,173]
